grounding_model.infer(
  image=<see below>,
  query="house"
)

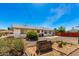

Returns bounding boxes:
[10,24,54,38]
[0,29,13,37]
[68,27,78,32]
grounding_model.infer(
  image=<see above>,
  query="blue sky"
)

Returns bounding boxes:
[0,3,79,30]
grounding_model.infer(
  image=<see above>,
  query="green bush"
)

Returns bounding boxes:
[26,31,38,41]
[0,38,24,56]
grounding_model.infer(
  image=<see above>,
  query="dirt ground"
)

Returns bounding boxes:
[41,36,78,44]
[23,36,79,56]
[52,42,79,55]
[25,42,79,56]
[25,46,66,56]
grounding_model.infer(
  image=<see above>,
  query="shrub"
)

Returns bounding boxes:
[26,31,38,41]
[0,33,1,37]
[0,38,24,56]
[9,39,24,56]
[57,41,67,48]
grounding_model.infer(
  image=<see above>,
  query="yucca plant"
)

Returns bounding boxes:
[57,41,67,48]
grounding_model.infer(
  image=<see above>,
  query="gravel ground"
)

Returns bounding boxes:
[24,36,79,56]
[24,36,78,45]
[69,48,79,56]
[39,36,78,44]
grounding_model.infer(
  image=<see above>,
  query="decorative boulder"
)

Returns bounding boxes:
[36,40,52,54]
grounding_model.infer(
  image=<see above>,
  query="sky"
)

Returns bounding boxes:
[0,3,79,30]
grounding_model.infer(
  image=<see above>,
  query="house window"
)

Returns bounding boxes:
[42,30,43,32]
[49,31,51,34]
[44,31,47,34]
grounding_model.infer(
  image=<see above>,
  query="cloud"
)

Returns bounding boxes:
[41,4,71,28]
[53,18,79,30]
[32,3,47,7]
[75,3,79,6]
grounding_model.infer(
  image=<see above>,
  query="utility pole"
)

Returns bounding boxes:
[78,30,79,44]
[75,26,79,44]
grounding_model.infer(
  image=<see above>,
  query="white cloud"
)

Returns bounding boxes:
[32,3,47,7]
[41,4,71,28]
[75,3,79,6]
[54,18,79,30]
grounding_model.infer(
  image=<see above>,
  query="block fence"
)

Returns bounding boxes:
[56,32,79,37]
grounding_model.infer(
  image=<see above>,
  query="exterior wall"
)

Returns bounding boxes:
[43,30,53,36]
[13,28,20,38]
[13,29,26,38]
[13,28,21,34]
[13,28,53,38]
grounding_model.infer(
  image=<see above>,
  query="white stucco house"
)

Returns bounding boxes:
[10,24,54,38]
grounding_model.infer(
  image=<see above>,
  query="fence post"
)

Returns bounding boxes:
[78,30,79,44]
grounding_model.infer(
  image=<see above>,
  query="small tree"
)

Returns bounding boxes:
[58,26,65,32]
[26,31,38,41]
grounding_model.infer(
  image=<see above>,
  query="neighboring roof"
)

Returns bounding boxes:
[0,29,6,31]
[0,30,12,33]
[69,29,78,32]
[12,24,53,31]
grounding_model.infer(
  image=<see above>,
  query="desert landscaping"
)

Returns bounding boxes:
[24,37,79,56]
[0,26,79,56]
